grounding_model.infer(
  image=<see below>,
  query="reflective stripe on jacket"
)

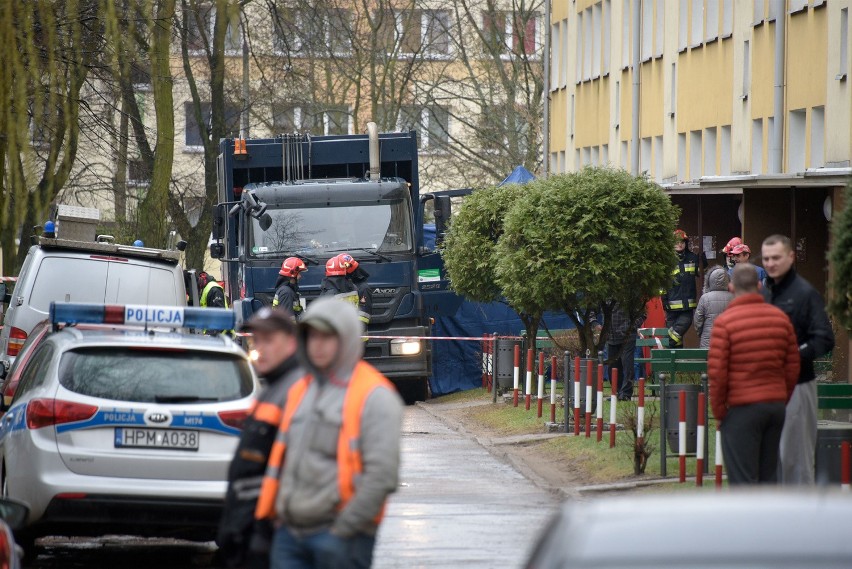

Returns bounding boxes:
[200,281,229,308]
[663,250,699,311]
[254,361,393,523]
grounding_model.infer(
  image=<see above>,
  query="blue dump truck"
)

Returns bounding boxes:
[210,124,460,401]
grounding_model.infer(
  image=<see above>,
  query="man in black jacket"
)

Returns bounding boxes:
[762,234,835,485]
[272,257,307,318]
[217,308,304,568]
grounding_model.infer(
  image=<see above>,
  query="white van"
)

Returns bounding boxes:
[0,237,186,377]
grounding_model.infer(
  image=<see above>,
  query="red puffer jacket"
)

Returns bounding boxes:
[708,293,800,422]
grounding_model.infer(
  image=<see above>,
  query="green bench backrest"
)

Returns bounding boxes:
[650,349,709,375]
[817,383,852,410]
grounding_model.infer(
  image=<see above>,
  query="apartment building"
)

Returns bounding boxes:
[548,0,850,366]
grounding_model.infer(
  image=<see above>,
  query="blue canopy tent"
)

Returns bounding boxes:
[498,165,536,186]
[424,166,574,396]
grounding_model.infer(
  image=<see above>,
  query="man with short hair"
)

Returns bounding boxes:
[762,234,835,485]
[728,243,767,285]
[708,264,800,485]
[257,298,403,569]
[218,308,304,569]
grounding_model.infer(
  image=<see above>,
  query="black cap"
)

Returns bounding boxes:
[241,307,296,335]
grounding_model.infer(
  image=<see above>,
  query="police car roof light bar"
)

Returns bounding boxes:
[50,302,236,332]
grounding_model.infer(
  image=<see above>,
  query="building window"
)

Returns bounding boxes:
[705,0,718,42]
[327,9,353,55]
[559,150,566,172]
[591,145,600,165]
[640,137,651,174]
[788,109,806,172]
[398,105,448,150]
[703,127,717,176]
[641,0,652,61]
[185,3,240,53]
[654,0,664,57]
[550,152,558,173]
[622,0,630,68]
[678,0,687,51]
[691,0,703,47]
[583,7,592,79]
[592,3,601,77]
[130,61,151,91]
[512,11,539,56]
[753,0,765,25]
[614,80,621,128]
[483,10,535,57]
[603,0,611,73]
[577,10,585,81]
[601,144,609,165]
[689,130,701,179]
[653,135,663,182]
[669,62,677,117]
[840,9,849,79]
[378,9,425,55]
[810,106,825,168]
[184,101,241,149]
[678,133,686,180]
[620,140,629,170]
[272,104,350,136]
[751,118,763,174]
[789,0,807,15]
[550,22,560,90]
[581,147,591,166]
[722,0,733,37]
[720,125,732,175]
[570,94,575,137]
[742,40,751,99]
[423,10,451,56]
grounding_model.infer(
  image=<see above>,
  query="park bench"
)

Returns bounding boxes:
[817,382,852,410]
[636,327,669,379]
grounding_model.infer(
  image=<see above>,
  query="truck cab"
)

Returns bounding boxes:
[212,127,433,400]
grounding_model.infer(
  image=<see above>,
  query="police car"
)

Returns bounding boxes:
[0,302,258,548]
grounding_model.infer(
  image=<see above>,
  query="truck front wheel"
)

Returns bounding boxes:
[396,377,430,404]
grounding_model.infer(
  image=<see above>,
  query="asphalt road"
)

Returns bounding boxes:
[24,406,555,568]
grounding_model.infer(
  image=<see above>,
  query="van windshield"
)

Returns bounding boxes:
[248,197,414,258]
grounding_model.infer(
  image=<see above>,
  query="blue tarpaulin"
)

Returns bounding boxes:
[498,165,536,186]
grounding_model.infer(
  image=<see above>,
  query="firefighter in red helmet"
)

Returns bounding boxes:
[663,229,700,348]
[320,254,372,327]
[272,257,307,318]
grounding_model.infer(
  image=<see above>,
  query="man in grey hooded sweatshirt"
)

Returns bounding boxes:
[259,297,404,569]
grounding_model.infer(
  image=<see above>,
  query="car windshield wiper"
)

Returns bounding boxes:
[339,247,392,262]
[154,395,220,403]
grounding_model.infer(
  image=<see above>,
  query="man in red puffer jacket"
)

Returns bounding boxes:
[708,263,800,485]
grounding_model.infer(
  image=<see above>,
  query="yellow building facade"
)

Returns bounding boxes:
[549,0,851,368]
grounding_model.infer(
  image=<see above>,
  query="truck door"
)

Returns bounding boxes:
[418,190,472,318]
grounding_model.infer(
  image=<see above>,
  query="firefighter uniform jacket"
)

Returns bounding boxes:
[664,250,699,312]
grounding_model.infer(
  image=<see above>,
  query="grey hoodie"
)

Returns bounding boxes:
[694,267,734,348]
[274,297,403,537]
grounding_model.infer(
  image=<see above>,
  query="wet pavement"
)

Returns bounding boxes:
[23,406,555,568]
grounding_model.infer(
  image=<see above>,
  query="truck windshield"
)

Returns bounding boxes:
[249,197,414,258]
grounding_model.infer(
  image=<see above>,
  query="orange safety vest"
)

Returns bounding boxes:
[255,361,393,523]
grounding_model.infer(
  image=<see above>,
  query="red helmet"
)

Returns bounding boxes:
[279,257,307,278]
[722,236,743,256]
[325,253,357,277]
[730,243,751,255]
[673,229,689,242]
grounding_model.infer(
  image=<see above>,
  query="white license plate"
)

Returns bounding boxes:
[114,428,199,451]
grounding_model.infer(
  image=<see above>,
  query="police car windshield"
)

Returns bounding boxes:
[58,348,253,403]
[248,198,413,258]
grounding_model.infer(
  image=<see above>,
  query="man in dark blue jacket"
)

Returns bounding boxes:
[663,229,700,348]
[762,234,835,485]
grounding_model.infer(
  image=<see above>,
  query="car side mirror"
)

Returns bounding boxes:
[212,205,226,240]
[434,195,452,246]
[210,243,225,260]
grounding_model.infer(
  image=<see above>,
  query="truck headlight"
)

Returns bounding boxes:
[390,339,421,356]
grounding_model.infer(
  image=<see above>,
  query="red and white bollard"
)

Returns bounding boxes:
[696,392,705,487]
[525,348,533,411]
[678,390,687,483]
[573,357,581,436]
[550,356,557,423]
[609,369,618,448]
[537,352,545,418]
[585,363,593,438]
[842,441,851,492]
[596,364,604,442]
[637,378,645,449]
[512,345,520,407]
[715,428,724,488]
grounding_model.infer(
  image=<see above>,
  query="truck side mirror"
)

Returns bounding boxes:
[210,243,225,259]
[434,195,452,245]
[259,212,272,232]
[212,205,225,240]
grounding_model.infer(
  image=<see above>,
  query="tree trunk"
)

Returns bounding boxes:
[139,0,176,248]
